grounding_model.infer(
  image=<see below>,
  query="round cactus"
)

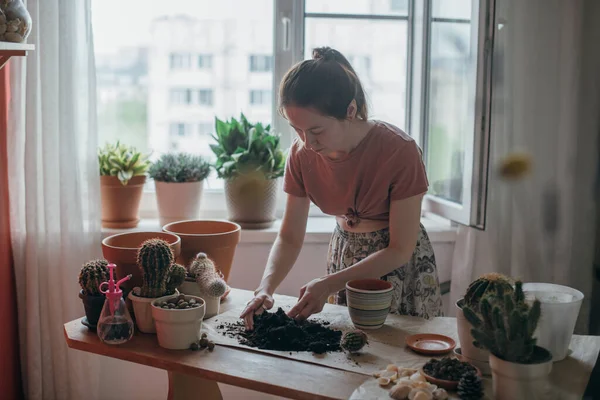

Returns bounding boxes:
[205,277,227,298]
[189,252,218,284]
[340,330,368,353]
[137,238,175,298]
[78,259,109,296]
[463,273,514,310]
[166,264,187,295]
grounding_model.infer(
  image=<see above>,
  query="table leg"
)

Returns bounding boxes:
[167,371,223,400]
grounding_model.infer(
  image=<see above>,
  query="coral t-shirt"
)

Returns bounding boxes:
[283,121,429,226]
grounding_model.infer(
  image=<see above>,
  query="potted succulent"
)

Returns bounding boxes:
[78,259,110,330]
[151,293,206,350]
[148,153,212,226]
[210,113,286,229]
[462,281,552,400]
[179,252,228,319]
[128,238,187,333]
[456,273,514,373]
[98,141,151,229]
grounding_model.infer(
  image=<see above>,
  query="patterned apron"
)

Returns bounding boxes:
[327,223,444,319]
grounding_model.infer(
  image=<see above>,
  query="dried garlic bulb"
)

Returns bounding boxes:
[432,388,448,400]
[409,389,433,400]
[389,383,411,400]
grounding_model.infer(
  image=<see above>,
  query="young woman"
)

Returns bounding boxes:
[240,47,443,330]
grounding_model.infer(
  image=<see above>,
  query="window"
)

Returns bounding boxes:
[198,54,213,69]
[249,90,271,106]
[249,55,273,72]
[93,0,492,224]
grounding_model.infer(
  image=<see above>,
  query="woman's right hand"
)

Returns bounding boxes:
[239,290,275,331]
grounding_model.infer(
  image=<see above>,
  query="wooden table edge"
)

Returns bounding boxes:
[63,323,370,400]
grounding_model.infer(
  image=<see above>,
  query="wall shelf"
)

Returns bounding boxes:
[0,42,34,69]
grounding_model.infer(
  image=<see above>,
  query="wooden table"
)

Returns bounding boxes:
[64,289,599,400]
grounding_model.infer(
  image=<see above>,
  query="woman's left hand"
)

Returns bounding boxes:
[287,277,334,321]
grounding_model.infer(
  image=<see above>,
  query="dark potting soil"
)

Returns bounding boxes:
[216,308,342,354]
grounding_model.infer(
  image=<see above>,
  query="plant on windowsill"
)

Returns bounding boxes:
[98,141,151,229]
[210,113,286,229]
[462,281,553,400]
[148,153,211,227]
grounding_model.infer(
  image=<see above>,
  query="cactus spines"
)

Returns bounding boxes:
[79,259,109,296]
[189,252,217,283]
[340,330,368,353]
[166,264,186,295]
[463,273,514,310]
[137,238,175,298]
[462,280,541,363]
[206,278,227,298]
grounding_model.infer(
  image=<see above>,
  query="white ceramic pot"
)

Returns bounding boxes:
[129,291,157,334]
[155,181,204,227]
[489,346,553,400]
[523,282,584,361]
[456,299,490,364]
[151,294,206,350]
[179,281,220,319]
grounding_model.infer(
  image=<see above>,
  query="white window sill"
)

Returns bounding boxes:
[101,216,457,244]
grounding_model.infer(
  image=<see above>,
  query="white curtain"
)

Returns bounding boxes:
[7,0,102,399]
[449,0,600,335]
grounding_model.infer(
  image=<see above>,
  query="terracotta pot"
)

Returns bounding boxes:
[155,180,204,227]
[224,177,279,229]
[101,231,181,292]
[100,175,146,229]
[162,220,241,281]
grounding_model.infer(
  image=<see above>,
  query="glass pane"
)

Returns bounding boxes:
[425,20,472,204]
[92,0,274,190]
[305,0,408,16]
[432,0,471,20]
[304,18,408,130]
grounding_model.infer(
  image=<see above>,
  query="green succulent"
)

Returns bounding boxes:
[148,153,211,183]
[98,141,151,185]
[210,113,286,180]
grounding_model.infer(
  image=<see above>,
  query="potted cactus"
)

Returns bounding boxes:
[78,259,110,330]
[98,141,151,229]
[128,238,187,333]
[148,153,211,226]
[151,293,206,350]
[179,252,228,319]
[210,113,286,229]
[456,273,514,372]
[462,281,552,400]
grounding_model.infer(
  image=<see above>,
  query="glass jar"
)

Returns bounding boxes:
[97,296,135,345]
[0,0,32,43]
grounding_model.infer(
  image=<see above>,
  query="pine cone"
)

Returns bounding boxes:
[457,371,483,400]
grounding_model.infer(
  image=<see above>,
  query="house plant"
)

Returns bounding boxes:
[148,153,211,226]
[462,280,553,400]
[78,259,110,330]
[151,293,206,350]
[128,238,186,333]
[210,113,286,229]
[456,273,514,373]
[179,252,228,318]
[99,141,151,228]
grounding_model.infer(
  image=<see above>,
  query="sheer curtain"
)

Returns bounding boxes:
[449,0,600,334]
[7,0,102,398]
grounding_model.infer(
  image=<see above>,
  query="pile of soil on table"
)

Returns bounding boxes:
[216,307,343,354]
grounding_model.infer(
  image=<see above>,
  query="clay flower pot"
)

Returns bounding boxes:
[101,231,181,292]
[155,180,204,227]
[162,220,241,281]
[456,298,491,373]
[345,279,393,330]
[151,294,206,350]
[79,290,105,329]
[100,175,146,229]
[224,177,279,229]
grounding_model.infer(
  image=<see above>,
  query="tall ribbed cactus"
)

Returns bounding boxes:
[463,273,514,310]
[462,281,541,363]
[79,259,109,296]
[137,239,175,298]
[167,264,186,295]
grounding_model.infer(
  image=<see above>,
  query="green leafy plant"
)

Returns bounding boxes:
[98,141,151,185]
[78,259,109,296]
[210,113,286,180]
[148,153,211,183]
[462,281,542,363]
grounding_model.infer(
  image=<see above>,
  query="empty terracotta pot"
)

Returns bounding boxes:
[100,175,146,229]
[101,231,181,291]
[162,220,241,281]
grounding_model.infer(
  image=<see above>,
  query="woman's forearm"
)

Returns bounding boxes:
[256,235,303,295]
[327,247,412,293]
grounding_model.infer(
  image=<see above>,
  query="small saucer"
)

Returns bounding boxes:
[81,317,97,332]
[405,333,456,355]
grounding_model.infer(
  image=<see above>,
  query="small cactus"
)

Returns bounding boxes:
[340,330,368,353]
[463,273,514,310]
[462,281,541,363]
[79,259,109,296]
[206,277,227,298]
[137,238,175,298]
[166,264,186,295]
[189,252,218,284]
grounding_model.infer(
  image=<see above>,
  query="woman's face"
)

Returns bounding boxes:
[283,106,350,158]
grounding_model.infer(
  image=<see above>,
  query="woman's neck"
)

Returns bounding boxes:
[326,120,375,160]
